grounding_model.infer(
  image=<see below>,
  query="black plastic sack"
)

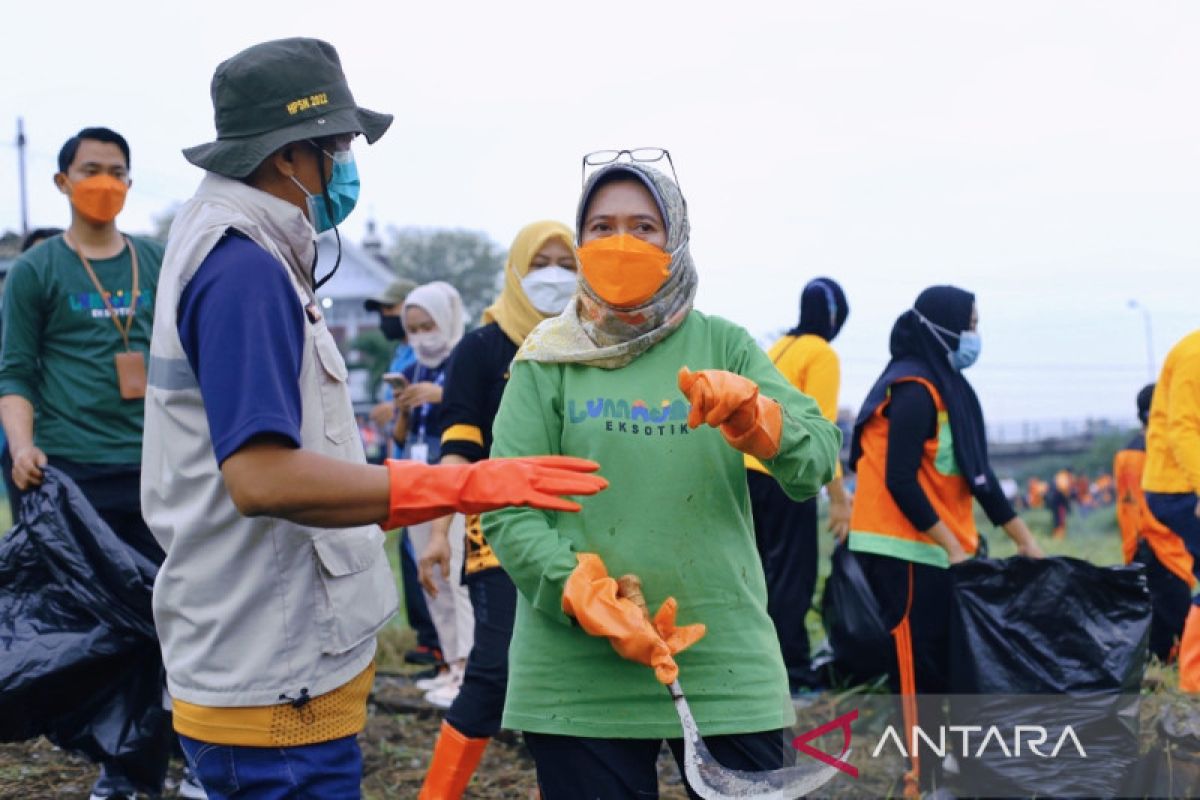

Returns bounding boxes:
[948,556,1151,797]
[0,467,169,792]
[949,556,1150,694]
[821,543,892,685]
[1124,699,1200,798]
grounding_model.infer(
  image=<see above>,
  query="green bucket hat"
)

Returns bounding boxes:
[183,37,392,178]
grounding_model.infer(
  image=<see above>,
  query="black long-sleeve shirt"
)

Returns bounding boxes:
[884,381,1016,531]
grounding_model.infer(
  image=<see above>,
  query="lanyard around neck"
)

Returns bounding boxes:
[66,233,140,351]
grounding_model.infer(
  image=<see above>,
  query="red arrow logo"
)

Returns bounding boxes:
[792,709,859,778]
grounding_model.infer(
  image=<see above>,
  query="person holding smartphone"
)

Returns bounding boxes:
[390,282,474,708]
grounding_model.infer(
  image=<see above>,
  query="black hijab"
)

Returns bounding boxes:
[850,285,998,500]
[789,277,849,341]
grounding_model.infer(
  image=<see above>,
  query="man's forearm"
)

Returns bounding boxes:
[221,440,390,528]
[0,395,36,455]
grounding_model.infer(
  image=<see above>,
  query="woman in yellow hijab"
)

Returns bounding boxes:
[417,220,578,796]
[482,220,580,345]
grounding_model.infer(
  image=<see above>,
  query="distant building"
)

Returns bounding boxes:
[313,224,396,348]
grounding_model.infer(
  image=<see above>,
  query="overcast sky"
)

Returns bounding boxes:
[2,0,1196,426]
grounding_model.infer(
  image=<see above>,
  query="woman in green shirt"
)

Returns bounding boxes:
[485,153,842,797]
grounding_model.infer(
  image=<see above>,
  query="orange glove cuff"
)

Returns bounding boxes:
[723,395,783,460]
[384,459,460,530]
[678,367,783,460]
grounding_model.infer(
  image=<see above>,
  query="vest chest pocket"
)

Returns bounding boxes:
[312,326,355,445]
[312,529,397,655]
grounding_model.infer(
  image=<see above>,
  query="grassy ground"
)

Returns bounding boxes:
[0,498,1172,798]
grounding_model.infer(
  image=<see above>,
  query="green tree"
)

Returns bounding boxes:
[384,227,504,324]
[350,328,397,398]
[151,204,179,244]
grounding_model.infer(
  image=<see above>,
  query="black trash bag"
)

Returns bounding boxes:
[950,556,1150,694]
[1122,698,1200,799]
[821,543,892,685]
[947,556,1151,798]
[0,467,170,793]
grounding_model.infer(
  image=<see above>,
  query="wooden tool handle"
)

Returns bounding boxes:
[617,574,652,621]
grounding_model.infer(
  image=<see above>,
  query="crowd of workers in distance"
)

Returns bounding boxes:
[3,34,1199,800]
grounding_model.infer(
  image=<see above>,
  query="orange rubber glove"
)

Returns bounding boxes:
[383,456,607,530]
[677,366,783,460]
[561,553,705,684]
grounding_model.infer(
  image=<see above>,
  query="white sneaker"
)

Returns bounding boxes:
[415,668,451,692]
[424,682,460,708]
[424,661,465,708]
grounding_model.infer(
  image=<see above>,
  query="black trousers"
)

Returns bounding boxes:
[854,551,952,694]
[446,568,517,738]
[51,458,164,565]
[747,469,820,690]
[855,551,952,791]
[524,728,790,800]
[398,529,441,652]
[1134,540,1193,662]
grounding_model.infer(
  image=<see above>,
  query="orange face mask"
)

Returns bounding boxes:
[577,234,671,308]
[66,175,128,223]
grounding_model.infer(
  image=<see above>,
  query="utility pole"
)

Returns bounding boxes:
[1127,299,1156,382]
[17,117,29,237]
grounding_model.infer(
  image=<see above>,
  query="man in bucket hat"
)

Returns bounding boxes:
[141,38,606,797]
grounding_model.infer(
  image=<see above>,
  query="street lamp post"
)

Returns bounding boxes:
[1127,299,1156,382]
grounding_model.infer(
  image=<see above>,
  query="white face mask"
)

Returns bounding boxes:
[521,266,578,315]
[408,330,452,367]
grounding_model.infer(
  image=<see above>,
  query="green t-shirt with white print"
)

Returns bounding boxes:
[484,310,841,738]
[0,235,161,463]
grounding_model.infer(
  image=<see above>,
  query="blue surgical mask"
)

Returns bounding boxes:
[914,309,981,370]
[291,145,360,232]
[951,330,981,370]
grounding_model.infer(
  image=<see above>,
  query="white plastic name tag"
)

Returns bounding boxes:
[409,442,430,464]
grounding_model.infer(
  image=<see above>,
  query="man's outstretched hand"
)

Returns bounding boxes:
[384,456,607,530]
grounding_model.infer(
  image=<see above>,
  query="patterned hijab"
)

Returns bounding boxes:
[517,161,697,370]
[481,220,576,346]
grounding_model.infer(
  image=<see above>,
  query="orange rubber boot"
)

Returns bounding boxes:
[418,720,490,799]
[1179,605,1200,692]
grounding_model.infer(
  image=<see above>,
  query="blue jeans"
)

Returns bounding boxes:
[178,734,362,799]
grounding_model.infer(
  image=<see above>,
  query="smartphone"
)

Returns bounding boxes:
[382,372,409,390]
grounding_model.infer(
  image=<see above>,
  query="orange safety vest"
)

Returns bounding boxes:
[848,376,977,568]
[1114,445,1196,588]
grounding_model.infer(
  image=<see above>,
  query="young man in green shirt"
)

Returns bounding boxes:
[0,127,168,799]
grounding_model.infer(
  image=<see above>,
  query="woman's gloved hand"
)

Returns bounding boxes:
[562,553,705,684]
[384,456,607,530]
[677,366,783,460]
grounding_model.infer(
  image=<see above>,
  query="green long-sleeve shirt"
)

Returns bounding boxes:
[485,311,841,738]
[0,235,162,463]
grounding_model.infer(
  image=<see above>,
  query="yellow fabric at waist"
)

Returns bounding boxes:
[172,663,375,747]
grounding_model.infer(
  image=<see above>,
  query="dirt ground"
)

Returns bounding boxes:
[0,671,692,799]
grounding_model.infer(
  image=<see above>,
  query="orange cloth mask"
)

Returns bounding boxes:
[578,234,671,308]
[67,175,128,223]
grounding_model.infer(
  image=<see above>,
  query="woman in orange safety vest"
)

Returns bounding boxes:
[846,285,1044,793]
